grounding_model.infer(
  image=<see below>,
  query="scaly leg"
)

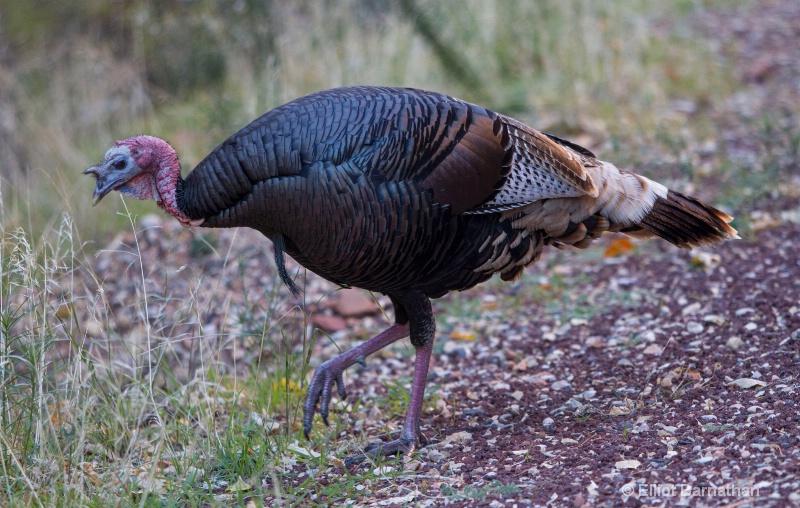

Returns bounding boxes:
[353,291,435,462]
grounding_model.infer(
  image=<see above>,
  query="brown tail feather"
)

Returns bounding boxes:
[626,190,738,249]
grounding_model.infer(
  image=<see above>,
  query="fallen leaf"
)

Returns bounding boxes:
[615,459,641,469]
[226,476,251,493]
[725,378,767,389]
[451,330,476,341]
[604,237,634,257]
[286,443,321,458]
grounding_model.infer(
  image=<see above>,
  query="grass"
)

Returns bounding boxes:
[1,0,797,505]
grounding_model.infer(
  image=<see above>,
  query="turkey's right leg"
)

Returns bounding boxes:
[303,321,410,439]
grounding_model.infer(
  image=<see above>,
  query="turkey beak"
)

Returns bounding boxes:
[83,163,140,206]
[83,165,110,206]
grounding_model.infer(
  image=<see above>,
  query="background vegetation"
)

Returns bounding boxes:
[1,0,796,505]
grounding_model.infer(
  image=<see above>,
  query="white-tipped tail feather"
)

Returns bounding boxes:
[594,163,668,226]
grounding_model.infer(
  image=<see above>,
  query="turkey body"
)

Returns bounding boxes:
[88,86,736,462]
[181,87,586,297]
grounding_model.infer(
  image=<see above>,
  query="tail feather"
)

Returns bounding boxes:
[629,190,738,249]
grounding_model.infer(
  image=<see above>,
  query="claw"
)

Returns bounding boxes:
[302,323,410,442]
[344,436,417,467]
[344,453,367,468]
[357,357,367,368]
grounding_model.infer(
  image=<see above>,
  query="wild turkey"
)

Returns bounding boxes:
[86,86,737,460]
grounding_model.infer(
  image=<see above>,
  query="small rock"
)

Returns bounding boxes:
[330,289,378,317]
[579,389,596,399]
[697,456,714,464]
[311,314,347,332]
[726,336,744,350]
[510,390,524,401]
[542,417,555,427]
[703,314,726,326]
[638,330,656,342]
[403,460,422,472]
[735,307,755,317]
[586,336,605,348]
[443,341,471,357]
[686,322,704,334]
[373,466,394,476]
[682,302,702,316]
[744,322,758,331]
[427,449,445,462]
[513,358,529,371]
[643,344,663,355]
[552,380,572,391]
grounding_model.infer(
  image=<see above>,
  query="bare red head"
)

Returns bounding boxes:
[85,136,200,226]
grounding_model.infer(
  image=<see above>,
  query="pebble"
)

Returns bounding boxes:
[726,336,744,350]
[551,380,572,391]
[638,330,656,342]
[566,399,583,410]
[427,449,445,462]
[643,344,663,355]
[744,322,758,331]
[686,322,704,334]
[330,289,377,317]
[703,314,727,325]
[543,417,555,427]
[682,302,702,315]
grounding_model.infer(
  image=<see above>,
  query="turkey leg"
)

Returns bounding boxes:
[357,291,435,459]
[303,291,436,461]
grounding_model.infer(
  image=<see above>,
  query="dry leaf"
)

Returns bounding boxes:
[286,443,321,458]
[615,459,641,469]
[725,378,767,389]
[603,237,634,257]
[226,477,251,493]
[451,330,476,340]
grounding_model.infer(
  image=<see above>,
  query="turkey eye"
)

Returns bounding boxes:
[114,159,127,170]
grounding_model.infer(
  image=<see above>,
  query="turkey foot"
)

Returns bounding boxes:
[303,323,410,438]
